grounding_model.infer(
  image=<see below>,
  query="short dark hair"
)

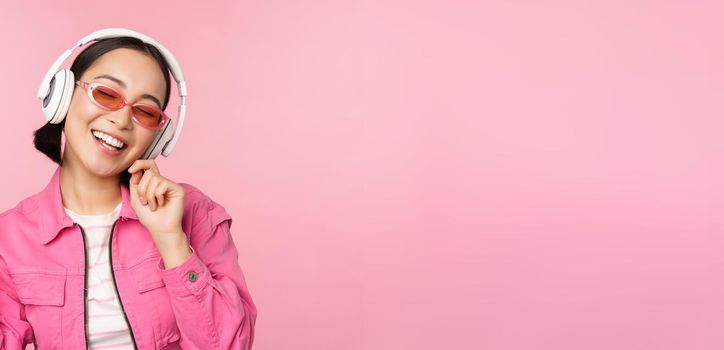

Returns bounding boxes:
[33,37,172,188]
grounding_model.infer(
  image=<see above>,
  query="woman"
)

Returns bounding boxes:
[0,33,257,349]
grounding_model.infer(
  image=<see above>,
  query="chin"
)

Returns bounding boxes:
[87,164,122,178]
[81,155,123,175]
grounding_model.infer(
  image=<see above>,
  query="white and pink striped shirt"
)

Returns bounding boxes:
[64,202,134,350]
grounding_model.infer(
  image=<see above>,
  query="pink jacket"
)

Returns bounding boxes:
[0,166,257,349]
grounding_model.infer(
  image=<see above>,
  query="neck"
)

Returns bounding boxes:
[59,153,122,216]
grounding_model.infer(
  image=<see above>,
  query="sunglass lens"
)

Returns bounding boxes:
[92,86,123,109]
[133,105,163,128]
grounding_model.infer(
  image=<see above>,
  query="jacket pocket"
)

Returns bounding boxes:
[130,256,165,293]
[9,272,66,349]
[10,272,66,306]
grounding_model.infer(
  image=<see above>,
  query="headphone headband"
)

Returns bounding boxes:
[37,28,187,158]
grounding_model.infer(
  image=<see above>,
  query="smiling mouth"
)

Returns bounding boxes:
[91,130,128,151]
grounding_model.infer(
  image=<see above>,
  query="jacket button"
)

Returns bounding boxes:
[188,271,198,282]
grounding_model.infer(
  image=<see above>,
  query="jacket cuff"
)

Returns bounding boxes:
[156,246,210,296]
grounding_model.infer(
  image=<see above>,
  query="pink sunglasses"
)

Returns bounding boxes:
[76,81,169,130]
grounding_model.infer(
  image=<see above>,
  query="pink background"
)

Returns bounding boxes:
[1,0,724,349]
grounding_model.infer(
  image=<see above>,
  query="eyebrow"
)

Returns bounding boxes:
[93,74,163,108]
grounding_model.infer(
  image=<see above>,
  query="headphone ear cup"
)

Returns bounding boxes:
[41,69,75,124]
[141,118,174,160]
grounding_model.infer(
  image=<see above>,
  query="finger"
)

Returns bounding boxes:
[130,171,142,187]
[127,160,145,174]
[137,170,155,205]
[146,177,161,211]
[128,160,147,174]
[154,181,169,208]
[145,160,160,175]
[128,159,160,175]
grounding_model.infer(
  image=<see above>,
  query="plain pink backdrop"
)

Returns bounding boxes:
[1,0,724,349]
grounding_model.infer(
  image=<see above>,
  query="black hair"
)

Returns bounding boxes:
[32,36,172,188]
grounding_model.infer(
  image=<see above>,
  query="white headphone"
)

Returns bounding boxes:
[36,28,188,160]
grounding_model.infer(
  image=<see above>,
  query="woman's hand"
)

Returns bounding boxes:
[128,160,191,267]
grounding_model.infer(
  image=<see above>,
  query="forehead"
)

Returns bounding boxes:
[80,48,166,101]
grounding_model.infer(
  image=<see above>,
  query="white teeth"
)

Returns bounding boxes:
[92,130,125,149]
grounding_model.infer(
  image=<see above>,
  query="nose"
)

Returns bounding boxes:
[107,105,134,130]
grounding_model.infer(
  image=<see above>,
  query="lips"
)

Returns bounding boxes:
[91,129,128,150]
[93,135,124,156]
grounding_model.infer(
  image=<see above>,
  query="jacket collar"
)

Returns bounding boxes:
[38,166,138,245]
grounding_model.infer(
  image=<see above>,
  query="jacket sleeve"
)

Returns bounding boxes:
[156,192,257,350]
[0,256,33,349]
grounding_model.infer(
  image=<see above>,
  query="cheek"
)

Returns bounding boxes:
[132,131,157,150]
[66,95,98,125]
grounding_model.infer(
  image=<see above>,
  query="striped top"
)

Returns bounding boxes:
[64,202,134,350]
